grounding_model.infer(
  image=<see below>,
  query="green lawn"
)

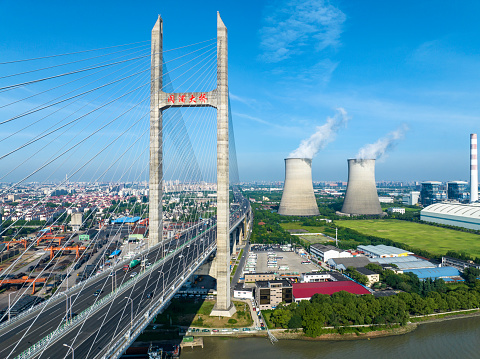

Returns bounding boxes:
[337,219,480,257]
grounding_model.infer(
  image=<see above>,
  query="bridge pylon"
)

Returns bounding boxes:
[149,13,235,316]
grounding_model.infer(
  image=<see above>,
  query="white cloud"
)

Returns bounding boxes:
[259,0,346,63]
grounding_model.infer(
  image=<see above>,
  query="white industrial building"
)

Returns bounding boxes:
[357,244,412,258]
[403,191,420,206]
[388,207,406,214]
[373,256,437,270]
[310,244,352,262]
[420,202,480,231]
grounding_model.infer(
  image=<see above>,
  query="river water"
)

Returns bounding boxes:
[180,316,480,359]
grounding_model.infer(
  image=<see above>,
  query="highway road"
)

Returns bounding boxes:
[0,198,250,359]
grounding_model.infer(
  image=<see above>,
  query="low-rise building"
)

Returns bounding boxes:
[233,284,254,299]
[292,281,371,302]
[244,272,276,283]
[357,244,412,258]
[387,207,405,214]
[255,280,292,310]
[300,271,347,283]
[373,256,436,270]
[404,267,463,282]
[310,244,352,262]
[441,256,480,271]
[327,257,373,271]
[355,267,380,287]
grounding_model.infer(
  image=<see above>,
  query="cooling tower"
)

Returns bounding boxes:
[341,159,383,215]
[278,158,320,216]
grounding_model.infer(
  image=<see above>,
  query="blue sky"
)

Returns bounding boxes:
[1,0,479,183]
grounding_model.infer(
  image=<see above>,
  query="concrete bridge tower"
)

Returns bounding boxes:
[149,13,235,316]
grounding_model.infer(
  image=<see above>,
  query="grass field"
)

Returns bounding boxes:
[280,223,329,234]
[279,223,335,244]
[337,219,480,257]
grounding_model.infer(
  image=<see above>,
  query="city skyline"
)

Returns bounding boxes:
[0,1,479,183]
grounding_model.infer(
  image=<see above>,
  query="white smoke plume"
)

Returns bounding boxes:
[288,108,349,159]
[356,124,408,160]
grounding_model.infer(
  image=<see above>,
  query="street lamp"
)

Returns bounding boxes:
[155,271,165,302]
[60,292,70,322]
[8,291,17,322]
[63,343,74,359]
[125,297,134,332]
[111,268,116,292]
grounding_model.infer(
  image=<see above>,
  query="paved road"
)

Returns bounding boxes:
[0,200,250,359]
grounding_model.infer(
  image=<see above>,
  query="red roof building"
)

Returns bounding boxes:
[292,281,370,301]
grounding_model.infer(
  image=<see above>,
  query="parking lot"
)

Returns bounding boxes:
[248,244,318,274]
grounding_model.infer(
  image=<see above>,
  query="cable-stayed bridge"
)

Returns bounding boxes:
[0,13,251,358]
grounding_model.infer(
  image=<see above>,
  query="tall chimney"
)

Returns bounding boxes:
[471,134,478,203]
[341,159,383,215]
[278,158,320,216]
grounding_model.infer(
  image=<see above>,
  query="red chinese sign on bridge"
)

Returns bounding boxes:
[167,93,208,105]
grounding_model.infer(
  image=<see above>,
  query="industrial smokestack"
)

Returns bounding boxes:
[278,158,320,216]
[341,159,383,215]
[471,134,478,203]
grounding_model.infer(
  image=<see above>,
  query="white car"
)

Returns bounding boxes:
[130,272,138,278]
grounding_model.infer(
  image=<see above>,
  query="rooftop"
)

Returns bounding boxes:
[405,266,462,279]
[292,281,370,298]
[357,244,412,256]
[310,243,340,253]
[329,257,372,268]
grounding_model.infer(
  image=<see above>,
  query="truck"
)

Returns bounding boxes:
[129,259,141,270]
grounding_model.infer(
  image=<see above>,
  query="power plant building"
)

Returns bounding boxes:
[402,191,420,206]
[420,181,444,206]
[340,159,383,216]
[447,181,468,202]
[420,202,480,231]
[278,158,319,216]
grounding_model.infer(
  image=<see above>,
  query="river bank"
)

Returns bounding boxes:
[269,308,480,341]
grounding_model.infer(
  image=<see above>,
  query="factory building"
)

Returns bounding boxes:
[292,281,370,302]
[373,256,436,270]
[420,202,480,231]
[310,243,352,262]
[327,257,373,271]
[404,267,463,282]
[300,271,347,283]
[340,159,383,216]
[357,244,412,258]
[420,181,444,206]
[278,158,320,216]
[447,181,468,202]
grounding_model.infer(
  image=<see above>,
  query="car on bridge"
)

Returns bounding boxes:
[130,272,138,278]
[94,290,103,297]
